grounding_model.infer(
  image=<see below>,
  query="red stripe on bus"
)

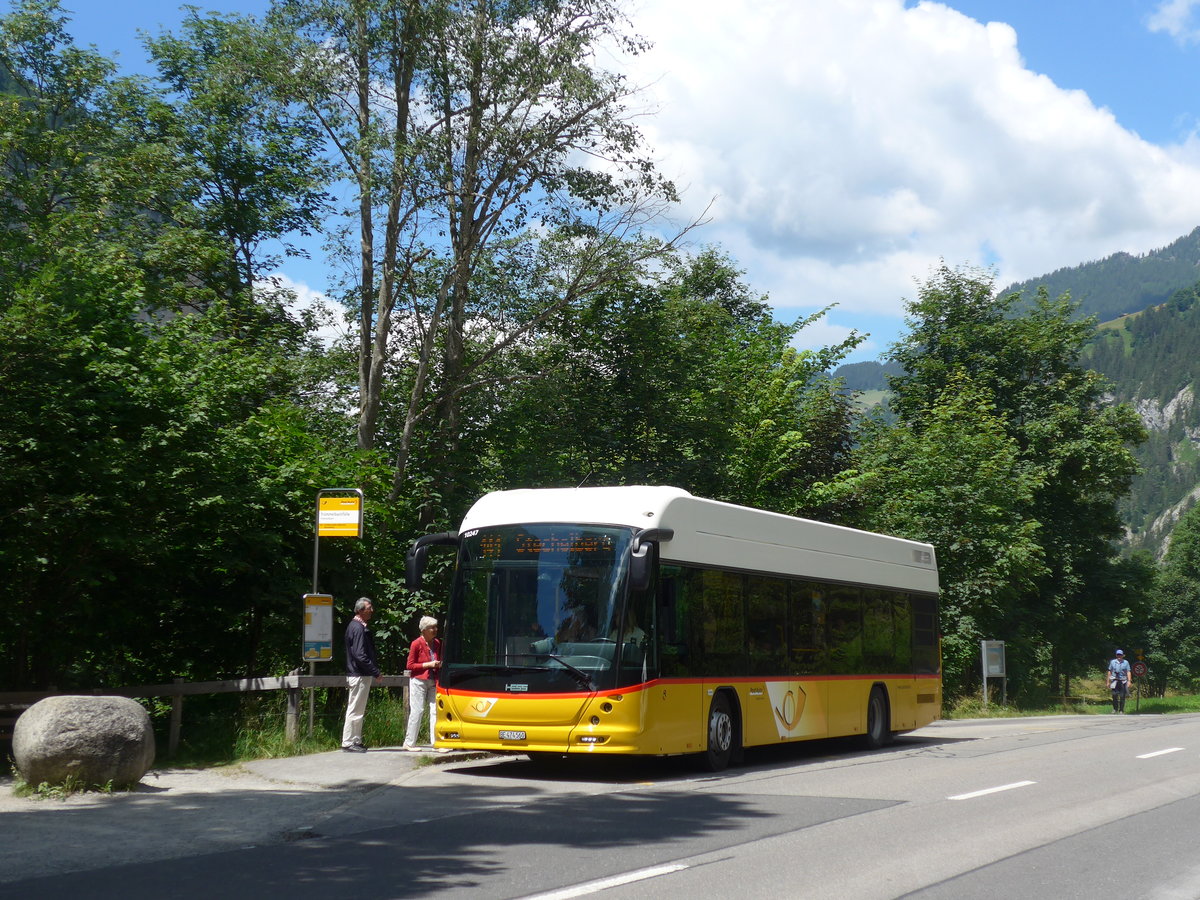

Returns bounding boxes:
[438,671,940,701]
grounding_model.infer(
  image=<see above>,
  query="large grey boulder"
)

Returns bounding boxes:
[13,695,156,789]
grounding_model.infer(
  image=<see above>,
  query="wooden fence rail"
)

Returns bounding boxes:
[0,674,411,756]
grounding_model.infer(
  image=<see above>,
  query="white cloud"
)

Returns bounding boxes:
[1147,0,1200,44]
[790,313,877,358]
[622,0,1200,352]
[259,273,348,348]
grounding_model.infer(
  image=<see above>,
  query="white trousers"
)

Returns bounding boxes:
[342,675,372,746]
[405,676,437,747]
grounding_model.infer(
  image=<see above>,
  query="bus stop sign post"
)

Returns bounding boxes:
[982,640,1006,708]
[1132,651,1148,712]
[306,488,364,736]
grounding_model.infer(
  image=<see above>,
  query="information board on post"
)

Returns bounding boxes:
[317,493,364,538]
[981,640,1006,706]
[302,593,334,662]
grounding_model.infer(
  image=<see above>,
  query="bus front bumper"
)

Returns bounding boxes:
[436,691,645,754]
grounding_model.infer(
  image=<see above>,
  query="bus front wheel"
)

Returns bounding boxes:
[703,693,735,771]
[864,686,893,750]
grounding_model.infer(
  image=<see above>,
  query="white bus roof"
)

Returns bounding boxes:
[460,486,938,595]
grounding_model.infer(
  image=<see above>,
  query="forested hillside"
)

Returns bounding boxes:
[1087,286,1200,555]
[834,359,902,391]
[1003,226,1200,322]
[835,256,1200,560]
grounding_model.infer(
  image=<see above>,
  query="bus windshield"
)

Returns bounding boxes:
[444,524,640,693]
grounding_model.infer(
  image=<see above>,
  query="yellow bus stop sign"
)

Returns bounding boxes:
[317,495,363,538]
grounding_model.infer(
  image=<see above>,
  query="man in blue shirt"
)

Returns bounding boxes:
[342,597,382,751]
[1107,649,1131,713]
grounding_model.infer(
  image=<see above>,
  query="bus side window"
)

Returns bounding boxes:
[657,569,687,676]
[862,588,895,672]
[746,575,787,675]
[658,573,678,644]
[892,594,913,672]
[698,569,745,677]
[911,594,938,673]
[788,581,822,675]
[826,585,864,675]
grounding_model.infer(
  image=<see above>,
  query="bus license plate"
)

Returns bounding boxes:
[499,730,527,741]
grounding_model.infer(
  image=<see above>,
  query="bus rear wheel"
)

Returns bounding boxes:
[702,693,735,772]
[864,686,893,750]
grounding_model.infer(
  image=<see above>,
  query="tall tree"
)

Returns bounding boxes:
[144,9,333,295]
[0,1,359,688]
[269,0,686,520]
[882,265,1146,696]
[270,0,425,454]
[1145,504,1200,692]
[477,247,861,516]
[849,376,1046,697]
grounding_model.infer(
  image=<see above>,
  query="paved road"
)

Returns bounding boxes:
[3,715,1199,899]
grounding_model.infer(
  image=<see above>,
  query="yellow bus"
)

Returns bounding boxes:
[406,486,940,770]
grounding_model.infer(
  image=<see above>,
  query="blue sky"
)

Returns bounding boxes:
[41,0,1200,361]
[943,1,1198,145]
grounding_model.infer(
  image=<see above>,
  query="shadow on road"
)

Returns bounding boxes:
[0,745,905,898]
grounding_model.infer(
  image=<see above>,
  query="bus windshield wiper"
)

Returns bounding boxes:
[545,655,594,689]
[452,659,594,689]
[448,664,511,678]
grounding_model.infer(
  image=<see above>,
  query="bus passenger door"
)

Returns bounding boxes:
[651,570,704,753]
[646,681,703,754]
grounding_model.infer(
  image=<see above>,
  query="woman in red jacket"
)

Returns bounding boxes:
[404,616,442,750]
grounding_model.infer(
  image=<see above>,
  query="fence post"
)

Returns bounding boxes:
[169,681,184,758]
[285,677,300,743]
[402,675,410,726]
[166,681,184,758]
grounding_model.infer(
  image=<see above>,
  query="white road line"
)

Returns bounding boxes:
[518,864,689,900]
[947,780,1037,801]
[1137,747,1184,759]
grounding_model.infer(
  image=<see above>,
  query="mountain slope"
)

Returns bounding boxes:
[1003,227,1200,322]
[1086,286,1200,555]
[832,269,1200,557]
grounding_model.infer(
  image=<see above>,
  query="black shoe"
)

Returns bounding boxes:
[342,743,367,753]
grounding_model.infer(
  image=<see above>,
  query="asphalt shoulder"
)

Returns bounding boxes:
[0,746,489,885]
[0,744,483,811]
[240,745,481,789]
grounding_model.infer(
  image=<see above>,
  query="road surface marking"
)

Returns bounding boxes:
[1137,747,1184,759]
[519,864,689,900]
[948,780,1037,800]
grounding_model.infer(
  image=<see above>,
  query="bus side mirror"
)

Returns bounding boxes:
[405,531,461,591]
[629,528,673,593]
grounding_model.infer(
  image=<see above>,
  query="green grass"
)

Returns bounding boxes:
[853,389,890,410]
[156,688,418,768]
[945,678,1200,719]
[946,697,1109,718]
[1126,694,1200,714]
[9,763,116,800]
